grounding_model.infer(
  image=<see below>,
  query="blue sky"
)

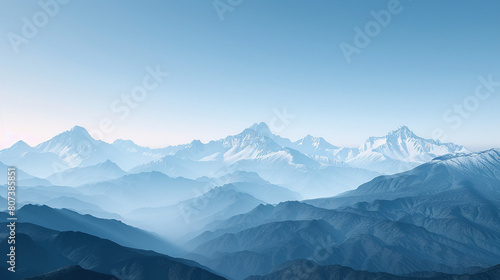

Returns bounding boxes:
[0,0,499,151]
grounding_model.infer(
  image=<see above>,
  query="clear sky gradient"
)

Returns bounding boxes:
[1,0,499,151]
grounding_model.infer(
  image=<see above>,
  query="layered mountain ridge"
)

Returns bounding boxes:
[0,123,469,198]
[185,149,500,279]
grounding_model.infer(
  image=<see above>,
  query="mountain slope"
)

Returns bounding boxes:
[0,123,469,198]
[16,204,180,256]
[0,161,52,186]
[0,232,72,279]
[46,160,127,186]
[25,265,119,280]
[0,141,67,178]
[78,171,209,213]
[359,126,468,162]
[191,195,500,278]
[346,126,469,174]
[187,150,500,279]
[130,154,225,179]
[197,170,272,186]
[112,138,187,160]
[128,186,266,239]
[35,126,145,171]
[196,171,302,203]
[246,260,500,280]
[0,223,226,280]
[132,123,378,197]
[306,149,500,209]
[271,126,468,175]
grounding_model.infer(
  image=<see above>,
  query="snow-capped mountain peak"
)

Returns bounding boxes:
[0,123,474,182]
[33,126,103,168]
[35,126,99,161]
[387,125,417,139]
[235,122,280,144]
[361,126,420,152]
[31,126,146,171]
[70,125,89,133]
[189,139,203,147]
[248,122,273,137]
[233,122,293,149]
[432,148,500,178]
[349,126,470,174]
[36,126,95,152]
[295,135,338,150]
[183,140,205,153]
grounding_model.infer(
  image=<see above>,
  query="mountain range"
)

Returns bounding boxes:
[0,123,468,198]
[185,149,500,279]
[305,148,500,209]
[0,124,497,280]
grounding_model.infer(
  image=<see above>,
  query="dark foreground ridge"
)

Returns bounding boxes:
[0,222,226,280]
[24,265,118,280]
[246,260,500,280]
